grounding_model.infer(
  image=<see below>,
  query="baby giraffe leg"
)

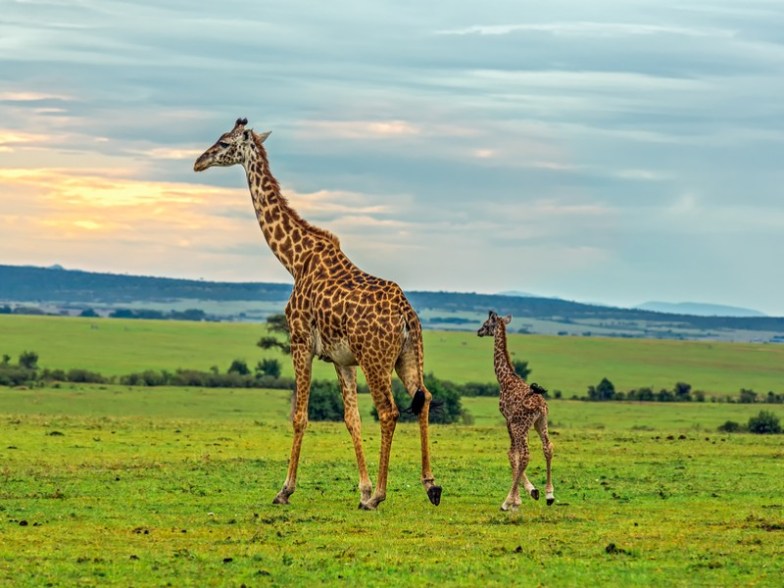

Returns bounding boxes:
[521,470,539,501]
[535,413,555,505]
[502,447,523,511]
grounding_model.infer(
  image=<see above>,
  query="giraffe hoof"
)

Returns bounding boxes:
[547,498,555,506]
[358,501,377,511]
[427,485,442,506]
[272,494,290,505]
[530,489,540,501]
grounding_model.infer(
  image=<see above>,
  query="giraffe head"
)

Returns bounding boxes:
[193,117,272,172]
[477,310,512,337]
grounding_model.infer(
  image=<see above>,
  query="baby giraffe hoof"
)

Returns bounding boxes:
[272,494,290,505]
[547,497,555,506]
[358,501,376,511]
[427,485,443,506]
[530,488,540,501]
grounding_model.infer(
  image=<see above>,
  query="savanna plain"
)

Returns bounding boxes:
[1,315,783,587]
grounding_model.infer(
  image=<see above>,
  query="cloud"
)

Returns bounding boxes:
[2,0,784,314]
[435,21,735,39]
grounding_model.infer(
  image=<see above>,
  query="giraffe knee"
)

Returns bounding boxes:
[378,405,399,426]
[292,413,308,432]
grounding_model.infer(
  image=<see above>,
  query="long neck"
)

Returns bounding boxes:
[493,322,517,387]
[243,141,338,278]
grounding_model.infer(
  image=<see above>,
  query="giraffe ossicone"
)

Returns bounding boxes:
[194,118,442,510]
[478,310,555,511]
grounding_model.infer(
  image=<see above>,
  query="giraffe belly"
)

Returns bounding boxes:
[312,331,357,366]
[326,342,358,366]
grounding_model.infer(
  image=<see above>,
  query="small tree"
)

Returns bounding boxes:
[738,388,758,404]
[18,351,39,370]
[747,410,782,434]
[512,360,531,381]
[228,359,250,376]
[256,358,282,378]
[674,382,692,402]
[587,377,615,401]
[257,314,291,355]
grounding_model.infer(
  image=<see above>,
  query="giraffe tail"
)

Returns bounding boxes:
[400,298,433,416]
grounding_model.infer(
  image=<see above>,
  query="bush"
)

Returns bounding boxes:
[512,360,531,380]
[587,378,615,401]
[228,359,251,376]
[718,420,742,433]
[460,381,498,397]
[370,373,468,425]
[307,380,345,421]
[66,368,107,384]
[747,410,782,434]
[256,358,282,378]
[19,351,39,370]
[0,366,36,386]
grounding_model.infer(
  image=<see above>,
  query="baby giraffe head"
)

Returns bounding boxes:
[193,117,271,172]
[477,310,512,337]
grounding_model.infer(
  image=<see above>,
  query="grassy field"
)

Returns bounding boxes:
[1,385,782,587]
[3,314,784,396]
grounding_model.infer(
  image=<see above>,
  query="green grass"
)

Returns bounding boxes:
[3,315,784,396]
[1,385,782,586]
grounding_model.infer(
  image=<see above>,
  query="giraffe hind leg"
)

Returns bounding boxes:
[395,354,442,506]
[535,413,555,505]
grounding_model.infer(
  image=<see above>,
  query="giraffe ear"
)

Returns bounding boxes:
[503,315,512,324]
[256,130,271,143]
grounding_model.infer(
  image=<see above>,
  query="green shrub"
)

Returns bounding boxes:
[718,420,742,433]
[369,373,468,425]
[307,380,344,421]
[747,410,782,434]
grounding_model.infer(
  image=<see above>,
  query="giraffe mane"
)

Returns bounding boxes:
[251,132,341,248]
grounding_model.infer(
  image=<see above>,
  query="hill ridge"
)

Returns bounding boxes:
[2,264,783,342]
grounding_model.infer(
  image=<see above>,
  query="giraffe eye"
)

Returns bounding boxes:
[218,141,230,148]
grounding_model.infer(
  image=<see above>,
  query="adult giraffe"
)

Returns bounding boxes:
[194,118,442,510]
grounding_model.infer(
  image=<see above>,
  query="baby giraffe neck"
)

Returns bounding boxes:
[493,322,517,387]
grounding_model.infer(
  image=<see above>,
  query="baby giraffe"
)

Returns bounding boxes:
[477,311,555,511]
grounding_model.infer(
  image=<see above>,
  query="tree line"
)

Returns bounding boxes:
[2,346,781,432]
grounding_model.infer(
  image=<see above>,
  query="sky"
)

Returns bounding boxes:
[1,0,783,315]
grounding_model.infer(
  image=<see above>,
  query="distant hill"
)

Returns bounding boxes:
[0,264,291,303]
[496,290,536,298]
[637,301,766,318]
[2,264,783,342]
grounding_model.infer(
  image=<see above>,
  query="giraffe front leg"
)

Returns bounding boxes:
[335,365,372,504]
[273,343,313,505]
[501,448,520,511]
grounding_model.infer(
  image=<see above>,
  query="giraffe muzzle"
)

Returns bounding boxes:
[193,154,210,172]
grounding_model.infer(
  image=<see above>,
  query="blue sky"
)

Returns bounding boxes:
[2,0,783,314]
